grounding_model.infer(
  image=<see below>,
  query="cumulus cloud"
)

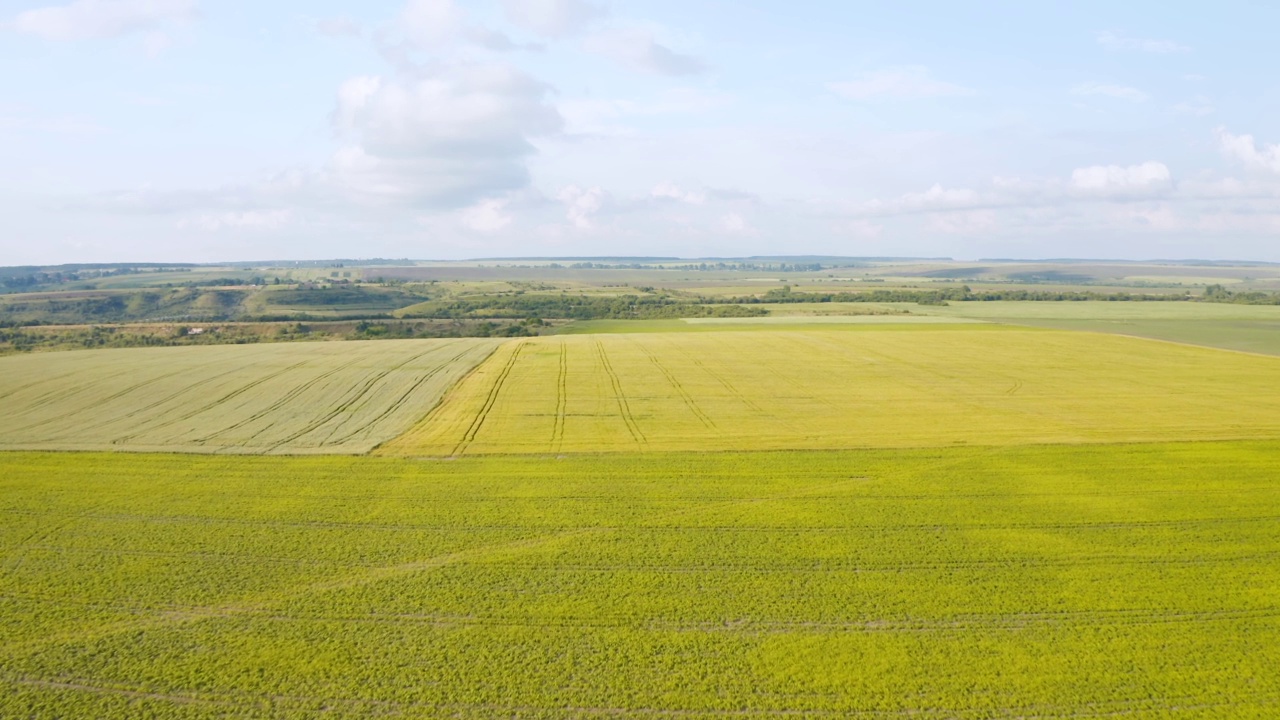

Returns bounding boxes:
[12,0,196,41]
[861,184,983,216]
[557,185,606,228]
[396,0,466,48]
[829,67,972,101]
[1095,31,1189,54]
[721,213,753,234]
[502,0,603,38]
[459,198,512,232]
[1070,162,1172,195]
[332,63,563,207]
[1071,83,1149,102]
[384,0,536,56]
[929,209,997,234]
[1217,128,1280,174]
[851,162,1175,224]
[651,182,706,205]
[583,28,706,75]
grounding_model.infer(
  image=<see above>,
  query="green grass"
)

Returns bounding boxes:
[382,328,1280,455]
[0,339,498,454]
[1,443,1277,718]
[762,302,1280,355]
[924,302,1280,355]
[984,319,1280,356]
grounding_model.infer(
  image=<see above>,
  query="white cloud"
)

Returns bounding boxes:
[459,198,512,232]
[332,63,562,207]
[1172,96,1214,116]
[1071,83,1149,102]
[583,27,706,76]
[385,0,536,55]
[397,0,466,48]
[556,185,605,228]
[861,184,983,216]
[1217,128,1280,174]
[1070,162,1172,194]
[502,0,602,38]
[721,212,750,233]
[929,209,997,234]
[829,66,972,101]
[179,209,293,232]
[651,182,705,205]
[12,0,196,41]
[844,220,884,239]
[559,88,726,136]
[1095,31,1189,54]
[313,16,362,38]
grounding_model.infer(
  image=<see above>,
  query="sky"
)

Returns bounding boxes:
[3,0,1280,264]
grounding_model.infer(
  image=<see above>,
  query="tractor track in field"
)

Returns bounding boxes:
[91,363,257,429]
[633,340,716,430]
[324,342,488,448]
[596,340,647,446]
[256,346,452,453]
[109,359,314,445]
[193,348,383,445]
[4,365,143,419]
[680,352,764,413]
[0,367,101,405]
[449,341,526,457]
[235,603,1280,633]
[552,341,568,450]
[2,365,197,436]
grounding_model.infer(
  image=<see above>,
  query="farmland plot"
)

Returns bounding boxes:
[1,444,1278,718]
[381,328,1280,455]
[0,339,498,454]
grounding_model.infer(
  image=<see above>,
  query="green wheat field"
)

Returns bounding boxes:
[2,322,1279,717]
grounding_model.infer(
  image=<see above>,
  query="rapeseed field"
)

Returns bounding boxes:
[1,443,1277,717]
[381,328,1280,455]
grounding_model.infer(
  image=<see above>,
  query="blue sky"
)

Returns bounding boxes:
[3,0,1280,263]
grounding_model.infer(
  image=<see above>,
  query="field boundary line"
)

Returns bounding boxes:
[1075,326,1280,360]
[369,340,504,454]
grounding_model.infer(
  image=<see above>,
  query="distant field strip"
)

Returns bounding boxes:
[381,328,1280,455]
[2,443,1278,717]
[0,339,499,454]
